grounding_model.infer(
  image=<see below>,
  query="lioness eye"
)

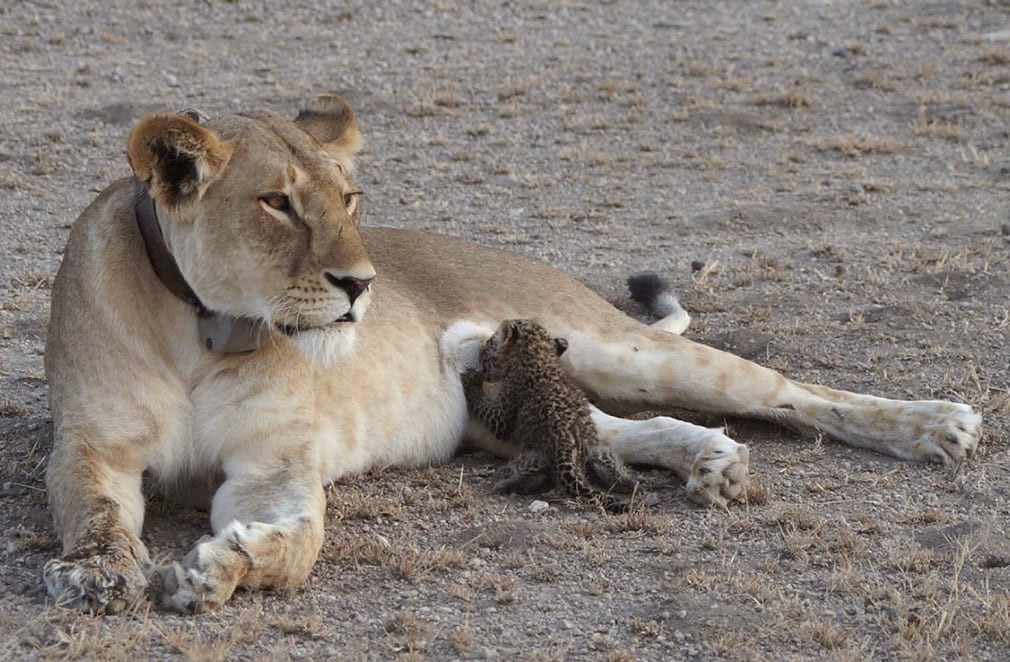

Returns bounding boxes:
[261,194,291,212]
[343,191,361,212]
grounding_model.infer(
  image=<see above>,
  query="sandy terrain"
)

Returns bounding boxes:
[1,0,1009,659]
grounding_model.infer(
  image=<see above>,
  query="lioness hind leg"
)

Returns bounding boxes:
[160,471,325,613]
[786,384,981,464]
[43,441,151,614]
[565,328,980,464]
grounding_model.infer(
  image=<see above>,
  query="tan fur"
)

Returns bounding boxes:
[43,95,982,613]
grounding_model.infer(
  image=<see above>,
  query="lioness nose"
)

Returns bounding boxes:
[324,273,374,305]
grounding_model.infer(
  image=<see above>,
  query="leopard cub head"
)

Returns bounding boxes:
[479,318,568,381]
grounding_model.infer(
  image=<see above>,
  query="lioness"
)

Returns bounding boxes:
[43,94,981,614]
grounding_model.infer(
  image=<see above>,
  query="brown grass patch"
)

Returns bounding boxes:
[322,533,466,582]
[753,91,812,108]
[813,132,904,156]
[448,622,475,655]
[975,593,1010,642]
[801,619,847,650]
[742,478,772,505]
[603,509,670,534]
[912,110,967,141]
[980,46,1010,65]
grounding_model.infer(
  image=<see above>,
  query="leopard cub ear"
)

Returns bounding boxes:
[497,319,518,349]
[554,337,569,358]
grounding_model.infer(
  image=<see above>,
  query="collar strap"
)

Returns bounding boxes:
[134,178,209,315]
[133,178,270,353]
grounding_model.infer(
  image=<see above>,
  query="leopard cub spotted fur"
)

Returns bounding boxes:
[462,318,643,513]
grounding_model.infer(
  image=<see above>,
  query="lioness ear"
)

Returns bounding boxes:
[294,94,363,172]
[554,337,569,358]
[127,114,232,207]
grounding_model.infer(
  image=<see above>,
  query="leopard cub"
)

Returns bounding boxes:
[462,318,643,513]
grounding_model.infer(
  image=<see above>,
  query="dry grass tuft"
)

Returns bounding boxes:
[396,545,467,581]
[890,548,942,574]
[776,507,823,532]
[911,110,967,141]
[267,614,326,640]
[980,46,1010,65]
[468,572,519,603]
[603,509,669,534]
[565,522,597,539]
[975,593,1010,642]
[322,533,465,582]
[448,622,475,654]
[753,91,813,108]
[813,133,904,156]
[802,620,847,649]
[903,508,949,525]
[163,610,263,661]
[35,611,158,660]
[385,610,428,655]
[743,478,772,505]
[0,399,31,418]
[627,617,662,639]
[702,627,760,657]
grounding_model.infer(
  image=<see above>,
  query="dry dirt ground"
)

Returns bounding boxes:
[1,0,1010,659]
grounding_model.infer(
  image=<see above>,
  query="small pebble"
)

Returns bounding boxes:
[527,500,549,513]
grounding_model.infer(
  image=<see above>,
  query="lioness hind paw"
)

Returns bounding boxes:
[915,404,981,465]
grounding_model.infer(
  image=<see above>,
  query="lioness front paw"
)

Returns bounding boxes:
[685,435,750,507]
[160,535,249,613]
[44,547,151,614]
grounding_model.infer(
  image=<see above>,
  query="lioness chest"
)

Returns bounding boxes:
[168,292,468,489]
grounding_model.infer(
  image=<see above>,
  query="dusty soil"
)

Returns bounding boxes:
[2,0,1010,659]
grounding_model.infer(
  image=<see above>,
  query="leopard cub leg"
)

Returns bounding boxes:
[494,450,555,495]
[553,447,633,515]
[584,446,641,495]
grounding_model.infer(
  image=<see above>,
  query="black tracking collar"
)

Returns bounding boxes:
[133,178,271,353]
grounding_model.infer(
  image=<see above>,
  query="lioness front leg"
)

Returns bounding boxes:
[43,439,151,614]
[160,467,324,613]
[565,329,980,464]
[589,406,748,507]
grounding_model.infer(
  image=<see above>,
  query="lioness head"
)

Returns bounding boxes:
[126,94,374,363]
